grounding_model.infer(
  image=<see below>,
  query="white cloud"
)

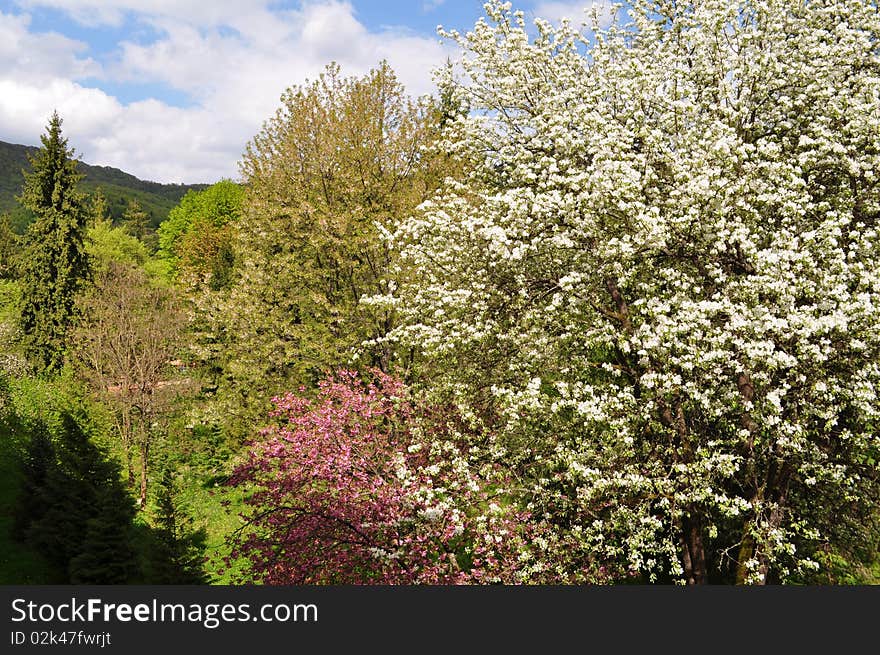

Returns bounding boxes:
[113,2,450,108]
[1,2,455,183]
[0,78,113,146]
[0,12,99,83]
[0,77,241,183]
[531,1,615,27]
[92,100,245,183]
[12,0,271,29]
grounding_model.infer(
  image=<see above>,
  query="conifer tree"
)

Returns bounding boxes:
[23,416,92,574]
[17,112,90,371]
[87,187,109,227]
[0,212,19,280]
[23,412,139,583]
[147,465,206,584]
[122,199,149,241]
[69,488,138,584]
[10,422,54,542]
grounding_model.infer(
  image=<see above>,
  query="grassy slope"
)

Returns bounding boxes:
[176,467,249,584]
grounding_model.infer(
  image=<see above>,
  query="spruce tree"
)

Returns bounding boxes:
[147,465,206,584]
[25,412,140,583]
[10,422,54,542]
[24,447,89,575]
[0,212,19,280]
[87,187,109,227]
[69,488,138,584]
[17,112,90,371]
[122,199,149,240]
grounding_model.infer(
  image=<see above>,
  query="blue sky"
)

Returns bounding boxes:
[0,1,609,183]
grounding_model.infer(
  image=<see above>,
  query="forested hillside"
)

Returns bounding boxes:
[1,0,878,587]
[0,140,207,233]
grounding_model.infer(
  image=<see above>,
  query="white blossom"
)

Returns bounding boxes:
[368,0,880,584]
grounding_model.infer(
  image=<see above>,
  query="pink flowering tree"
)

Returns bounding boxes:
[226,370,550,584]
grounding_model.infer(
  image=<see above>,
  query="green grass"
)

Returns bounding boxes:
[175,466,250,584]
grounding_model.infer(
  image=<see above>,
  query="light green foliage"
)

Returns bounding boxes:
[157,179,242,286]
[17,112,90,371]
[122,199,149,238]
[143,257,174,285]
[87,199,173,287]
[188,63,446,433]
[121,198,158,252]
[86,218,149,272]
[87,188,109,227]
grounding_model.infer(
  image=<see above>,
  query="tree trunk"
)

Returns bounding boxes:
[735,532,756,584]
[139,440,149,510]
[736,463,792,585]
[116,408,136,489]
[680,515,708,584]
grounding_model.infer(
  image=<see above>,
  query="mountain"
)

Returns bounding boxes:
[0,139,209,233]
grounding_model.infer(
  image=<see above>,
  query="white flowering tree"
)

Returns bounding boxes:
[377,0,880,583]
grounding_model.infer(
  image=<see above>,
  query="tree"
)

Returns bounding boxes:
[157,180,242,289]
[0,212,19,280]
[194,63,447,434]
[147,464,207,584]
[73,262,184,508]
[17,412,139,583]
[68,487,138,584]
[85,218,149,274]
[87,187,109,227]
[17,112,90,371]
[10,421,53,543]
[227,370,538,584]
[379,1,880,584]
[122,199,151,244]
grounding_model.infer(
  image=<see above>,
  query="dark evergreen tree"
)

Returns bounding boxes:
[10,421,54,542]
[24,415,94,573]
[147,465,207,584]
[24,458,89,573]
[69,489,138,584]
[23,412,140,583]
[66,418,139,583]
[17,112,90,371]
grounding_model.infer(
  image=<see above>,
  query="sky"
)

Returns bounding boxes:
[0,1,610,184]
